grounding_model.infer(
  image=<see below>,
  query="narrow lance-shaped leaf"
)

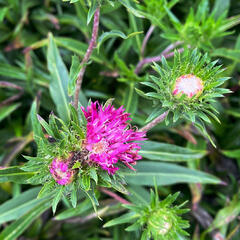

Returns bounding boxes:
[123,82,138,115]
[123,161,221,186]
[0,103,20,123]
[209,193,240,231]
[68,55,81,96]
[47,33,71,123]
[52,186,64,214]
[0,199,52,240]
[0,167,35,184]
[97,30,142,51]
[87,0,98,25]
[140,141,206,162]
[0,187,42,224]
[31,101,44,144]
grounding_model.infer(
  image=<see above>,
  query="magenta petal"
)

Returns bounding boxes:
[49,158,74,185]
[84,101,146,174]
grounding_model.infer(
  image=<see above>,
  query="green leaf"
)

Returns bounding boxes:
[111,179,128,194]
[87,0,98,25]
[118,0,143,18]
[123,83,138,115]
[196,0,209,22]
[38,181,56,199]
[209,193,240,230]
[0,63,26,80]
[222,149,240,159]
[52,186,64,214]
[0,7,8,22]
[146,107,167,123]
[127,185,150,205]
[80,174,91,191]
[211,48,240,62]
[31,101,45,144]
[62,0,80,2]
[68,55,81,96]
[54,37,108,66]
[139,141,206,162]
[0,199,51,240]
[37,114,55,137]
[0,103,20,123]
[55,197,91,220]
[70,183,77,208]
[212,0,230,18]
[89,168,98,184]
[125,222,140,231]
[97,30,142,50]
[84,188,99,213]
[0,187,45,224]
[47,33,71,123]
[141,230,149,240]
[98,30,126,50]
[0,167,35,184]
[103,212,139,228]
[123,161,221,186]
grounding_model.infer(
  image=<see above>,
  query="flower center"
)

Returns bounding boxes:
[55,169,68,179]
[173,74,203,98]
[91,139,108,154]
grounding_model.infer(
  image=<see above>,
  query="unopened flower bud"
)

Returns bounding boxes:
[148,210,172,237]
[49,157,75,185]
[173,74,203,98]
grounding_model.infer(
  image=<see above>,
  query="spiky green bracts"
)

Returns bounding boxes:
[136,49,230,145]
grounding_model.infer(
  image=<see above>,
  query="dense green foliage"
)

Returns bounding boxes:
[1,0,240,239]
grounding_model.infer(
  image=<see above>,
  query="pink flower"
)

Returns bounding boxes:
[173,74,203,98]
[50,158,74,185]
[82,102,146,174]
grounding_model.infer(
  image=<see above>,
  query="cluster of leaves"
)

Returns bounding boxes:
[104,188,189,240]
[162,0,240,50]
[0,0,240,239]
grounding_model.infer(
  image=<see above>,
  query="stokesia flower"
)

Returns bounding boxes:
[173,74,203,98]
[50,158,74,185]
[82,102,146,174]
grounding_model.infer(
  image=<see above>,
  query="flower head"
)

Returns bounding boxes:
[82,101,146,174]
[173,74,203,98]
[136,49,230,127]
[50,158,74,185]
[104,191,189,240]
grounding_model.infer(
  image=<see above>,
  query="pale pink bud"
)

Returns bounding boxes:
[173,74,203,98]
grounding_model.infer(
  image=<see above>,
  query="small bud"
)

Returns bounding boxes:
[49,158,75,185]
[173,74,203,98]
[148,210,172,236]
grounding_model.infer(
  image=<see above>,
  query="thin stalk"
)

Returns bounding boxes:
[161,41,183,55]
[99,187,131,205]
[0,81,24,107]
[135,47,185,75]
[141,25,155,57]
[140,111,169,132]
[74,7,100,109]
